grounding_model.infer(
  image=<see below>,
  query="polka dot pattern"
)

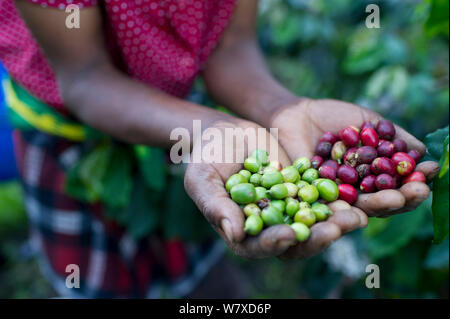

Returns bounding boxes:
[0,0,237,112]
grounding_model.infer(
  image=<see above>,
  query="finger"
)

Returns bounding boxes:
[326,210,362,234]
[399,181,431,209]
[328,200,352,212]
[352,207,369,228]
[355,189,406,217]
[279,222,341,260]
[185,164,246,242]
[232,225,296,259]
[415,161,441,182]
[394,125,427,156]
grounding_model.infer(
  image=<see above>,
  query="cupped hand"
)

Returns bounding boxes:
[184,119,366,259]
[270,98,440,219]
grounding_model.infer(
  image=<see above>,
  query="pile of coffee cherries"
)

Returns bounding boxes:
[312,119,425,205]
[225,149,338,242]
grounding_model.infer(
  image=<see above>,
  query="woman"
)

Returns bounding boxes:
[0,0,438,298]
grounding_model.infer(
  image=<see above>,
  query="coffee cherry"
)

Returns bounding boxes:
[376,120,396,140]
[331,141,347,164]
[225,173,247,192]
[356,164,371,179]
[239,170,252,181]
[311,155,324,169]
[255,187,269,202]
[407,150,421,163]
[293,157,311,174]
[298,184,319,204]
[339,126,360,147]
[302,168,319,184]
[284,182,299,198]
[244,214,264,236]
[296,180,309,190]
[281,166,300,183]
[393,139,407,152]
[270,184,289,199]
[338,184,358,204]
[371,157,396,176]
[320,131,339,144]
[361,121,375,131]
[360,175,377,193]
[285,197,300,217]
[230,183,256,204]
[318,165,336,180]
[315,141,332,158]
[261,205,284,226]
[361,128,379,148]
[322,160,339,171]
[261,171,284,188]
[311,202,332,221]
[337,165,359,184]
[271,199,286,213]
[375,174,396,190]
[256,198,270,209]
[377,140,395,157]
[290,223,310,242]
[243,203,261,217]
[317,179,339,202]
[403,171,426,185]
[294,208,316,227]
[249,173,262,186]
[251,149,270,166]
[343,147,359,167]
[299,201,311,210]
[392,152,416,176]
[357,146,378,164]
[244,157,261,173]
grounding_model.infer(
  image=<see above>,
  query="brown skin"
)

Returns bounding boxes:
[15,0,439,260]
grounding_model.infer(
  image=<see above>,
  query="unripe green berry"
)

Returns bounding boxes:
[294,208,316,227]
[298,184,319,204]
[225,174,247,192]
[284,182,299,198]
[261,205,284,226]
[317,179,339,202]
[249,173,262,186]
[285,197,300,217]
[270,184,288,199]
[244,215,263,236]
[271,199,286,213]
[239,169,251,181]
[311,202,332,221]
[261,171,284,188]
[244,157,261,173]
[293,157,311,174]
[243,203,261,217]
[296,180,310,189]
[302,168,319,184]
[230,183,256,205]
[299,201,311,210]
[255,187,269,202]
[251,149,269,166]
[281,166,300,183]
[290,222,311,242]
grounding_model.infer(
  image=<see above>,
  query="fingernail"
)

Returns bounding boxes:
[221,219,234,243]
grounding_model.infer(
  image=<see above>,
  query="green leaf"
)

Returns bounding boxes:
[425,239,449,269]
[431,135,449,244]
[425,0,449,37]
[0,181,27,233]
[135,146,167,192]
[424,126,449,161]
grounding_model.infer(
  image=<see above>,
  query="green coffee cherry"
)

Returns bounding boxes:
[251,149,269,166]
[261,205,284,226]
[284,182,299,198]
[293,157,311,174]
[225,174,247,192]
[296,180,309,189]
[239,169,252,181]
[311,178,326,188]
[244,157,261,173]
[291,222,311,242]
[271,200,286,213]
[294,208,316,227]
[281,166,300,183]
[298,184,319,204]
[255,187,268,202]
[299,201,311,210]
[243,203,261,217]
[317,179,339,202]
[270,184,288,199]
[283,215,293,225]
[285,197,300,217]
[311,202,332,222]
[302,168,319,184]
[230,183,256,205]
[244,215,263,236]
[249,173,262,186]
[261,171,284,188]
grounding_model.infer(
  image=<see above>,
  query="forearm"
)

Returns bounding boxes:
[203,38,299,128]
[60,62,232,148]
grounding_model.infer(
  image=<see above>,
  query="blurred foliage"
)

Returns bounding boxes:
[0,0,448,299]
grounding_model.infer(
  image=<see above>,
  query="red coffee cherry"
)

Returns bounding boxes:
[375,174,396,190]
[361,121,375,131]
[376,120,396,140]
[377,140,395,157]
[343,147,359,168]
[360,128,379,148]
[356,164,371,179]
[322,160,339,171]
[339,126,360,147]
[393,139,407,152]
[338,184,358,204]
[311,155,324,169]
[315,141,332,158]
[392,152,416,176]
[357,146,378,164]
[403,171,426,185]
[407,150,422,163]
[320,131,339,144]
[318,165,336,180]
[360,175,377,193]
[337,164,359,184]
[371,157,396,176]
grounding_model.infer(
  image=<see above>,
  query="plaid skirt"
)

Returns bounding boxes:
[13,129,224,298]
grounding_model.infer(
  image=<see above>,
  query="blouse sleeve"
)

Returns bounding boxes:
[25,0,98,9]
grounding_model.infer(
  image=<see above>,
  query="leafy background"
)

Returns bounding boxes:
[0,0,448,298]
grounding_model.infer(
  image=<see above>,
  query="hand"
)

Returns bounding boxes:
[184,119,363,259]
[270,98,440,216]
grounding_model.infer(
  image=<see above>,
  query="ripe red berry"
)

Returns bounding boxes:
[318,165,336,180]
[392,152,416,176]
[360,128,379,148]
[338,184,358,204]
[315,141,332,158]
[371,157,396,176]
[377,140,395,157]
[375,174,396,190]
[376,120,396,140]
[393,139,407,153]
[311,155,324,169]
[360,121,375,131]
[320,131,339,144]
[337,164,359,184]
[407,150,421,163]
[339,126,360,147]
[322,160,339,171]
[356,164,371,179]
[360,175,377,193]
[357,146,378,164]
[403,171,426,185]
[343,147,359,167]
[331,141,347,164]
